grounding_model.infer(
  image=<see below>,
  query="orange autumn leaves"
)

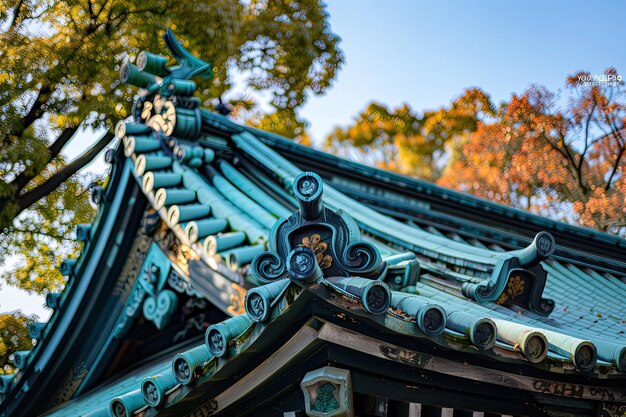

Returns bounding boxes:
[331,69,626,235]
[440,73,625,234]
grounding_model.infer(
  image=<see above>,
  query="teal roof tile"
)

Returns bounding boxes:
[10,33,625,417]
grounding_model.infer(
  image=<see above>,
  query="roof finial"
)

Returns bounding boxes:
[161,29,213,80]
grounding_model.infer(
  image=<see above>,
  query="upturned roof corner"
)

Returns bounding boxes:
[2,30,625,417]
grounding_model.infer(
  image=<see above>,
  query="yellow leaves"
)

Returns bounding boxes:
[0,312,35,374]
[114,103,128,118]
[296,132,312,147]
[49,114,82,128]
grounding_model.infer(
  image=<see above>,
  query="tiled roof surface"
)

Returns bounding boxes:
[35,106,625,416]
[2,31,625,417]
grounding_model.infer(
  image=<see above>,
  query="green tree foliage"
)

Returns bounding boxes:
[0,312,35,374]
[325,89,494,180]
[0,0,343,294]
[248,108,310,142]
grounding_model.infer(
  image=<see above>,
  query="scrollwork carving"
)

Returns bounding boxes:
[339,241,382,276]
[265,171,386,282]
[250,251,287,284]
[245,170,391,318]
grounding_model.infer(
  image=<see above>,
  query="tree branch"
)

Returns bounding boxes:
[579,101,596,165]
[48,126,80,160]
[605,144,625,191]
[17,132,114,214]
[96,0,111,19]
[12,228,75,242]
[537,129,588,197]
[10,127,79,194]
[7,0,25,31]
[6,85,53,143]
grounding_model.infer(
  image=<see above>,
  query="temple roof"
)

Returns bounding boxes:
[1,31,625,417]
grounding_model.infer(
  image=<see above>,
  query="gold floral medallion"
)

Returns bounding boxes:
[299,233,333,269]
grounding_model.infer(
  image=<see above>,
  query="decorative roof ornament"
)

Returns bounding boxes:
[114,243,176,337]
[0,375,14,395]
[462,231,557,316]
[301,366,353,417]
[264,171,385,279]
[160,29,213,81]
[171,345,215,385]
[120,30,210,142]
[250,171,392,316]
[122,29,212,88]
[141,373,178,408]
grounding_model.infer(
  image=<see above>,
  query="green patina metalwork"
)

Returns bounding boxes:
[313,383,340,412]
[113,242,175,336]
[5,29,625,417]
[205,315,253,357]
[301,366,353,417]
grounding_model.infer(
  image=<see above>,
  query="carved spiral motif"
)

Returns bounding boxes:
[296,174,319,198]
[423,307,445,333]
[286,247,321,284]
[524,333,548,363]
[250,251,286,284]
[535,231,555,257]
[143,296,158,318]
[363,284,389,314]
[340,241,381,275]
[207,329,226,356]
[245,293,266,321]
[143,381,160,405]
[174,358,191,382]
[472,319,496,350]
[112,401,127,417]
[290,251,314,274]
[574,343,597,372]
[293,172,324,219]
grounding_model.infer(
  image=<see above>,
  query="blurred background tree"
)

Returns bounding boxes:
[325,89,495,180]
[0,312,35,374]
[330,69,625,236]
[438,69,625,235]
[0,0,343,296]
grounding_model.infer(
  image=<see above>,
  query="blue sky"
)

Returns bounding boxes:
[302,0,626,142]
[2,0,625,319]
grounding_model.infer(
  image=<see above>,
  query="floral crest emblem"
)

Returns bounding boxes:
[299,233,333,269]
[496,275,525,305]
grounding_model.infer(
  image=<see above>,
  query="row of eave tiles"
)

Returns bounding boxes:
[7,122,625,417]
